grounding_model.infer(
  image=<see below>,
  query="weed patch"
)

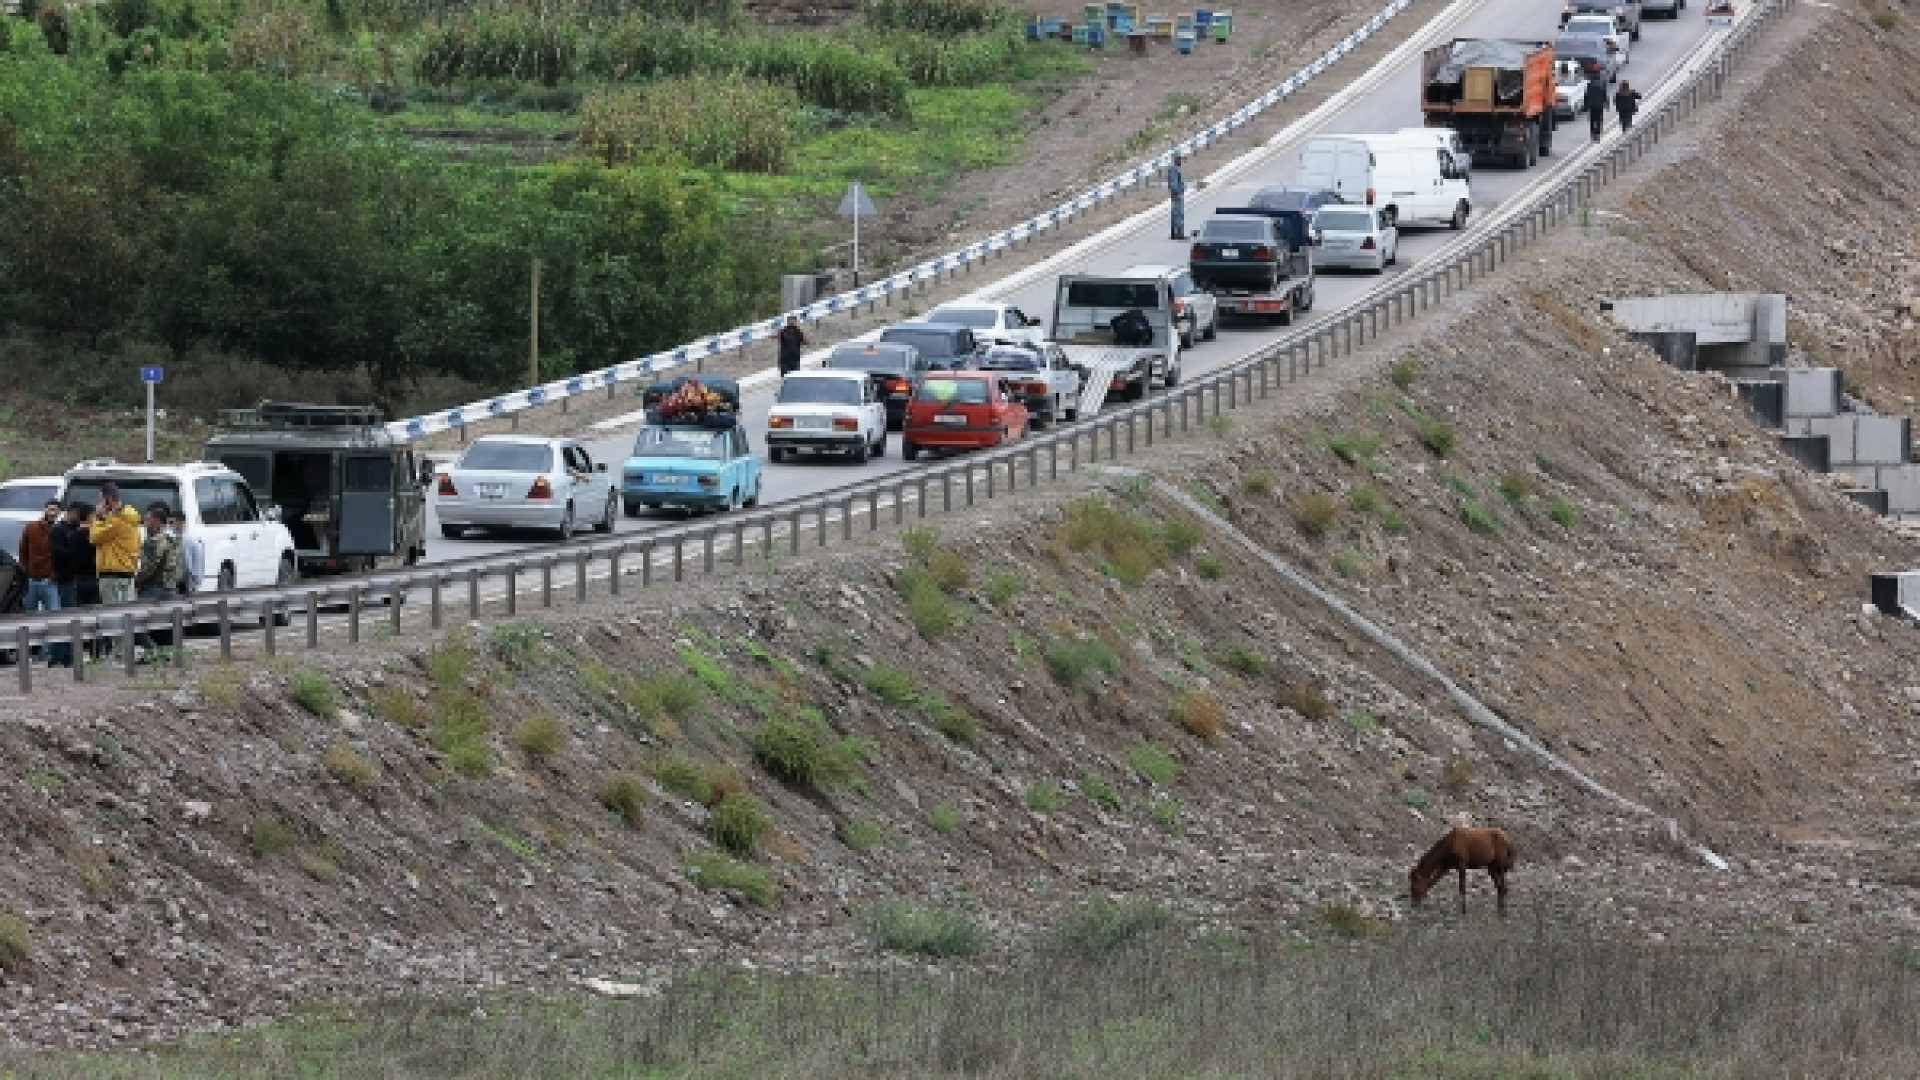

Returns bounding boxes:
[0,912,30,972]
[1415,416,1457,458]
[1291,491,1340,537]
[1044,637,1119,691]
[858,901,982,957]
[1171,691,1224,741]
[1346,709,1379,733]
[896,567,958,638]
[1276,681,1332,721]
[753,718,857,789]
[687,851,775,906]
[1127,742,1178,786]
[489,623,543,672]
[1243,471,1274,498]
[429,687,493,779]
[424,635,473,691]
[1440,755,1475,796]
[1204,414,1233,439]
[923,695,979,745]
[927,803,963,833]
[1388,359,1418,389]
[1146,796,1181,835]
[1497,472,1532,505]
[1348,485,1381,514]
[1322,902,1383,938]
[1080,774,1122,811]
[287,670,336,719]
[597,773,647,828]
[513,713,566,763]
[1061,497,1170,585]
[1460,500,1502,535]
[839,817,884,852]
[1193,553,1224,580]
[1052,895,1173,956]
[198,666,247,710]
[249,814,292,858]
[1328,430,1382,468]
[649,753,713,804]
[861,663,918,707]
[323,743,377,791]
[1330,549,1363,578]
[369,685,424,728]
[985,570,1023,607]
[1024,781,1062,813]
[1222,646,1265,678]
[1546,495,1580,529]
[1380,509,1410,536]
[711,793,769,857]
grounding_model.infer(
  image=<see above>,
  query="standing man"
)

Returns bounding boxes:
[17,498,59,664]
[1166,152,1188,240]
[777,315,809,378]
[1583,71,1610,142]
[134,502,179,659]
[88,482,142,646]
[48,501,84,668]
[69,503,104,662]
[171,508,203,596]
[1613,81,1641,133]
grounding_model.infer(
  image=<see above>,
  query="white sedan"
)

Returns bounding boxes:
[1312,207,1399,274]
[436,436,617,541]
[766,371,888,464]
[920,302,1048,348]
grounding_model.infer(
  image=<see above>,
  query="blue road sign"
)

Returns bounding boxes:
[140,366,164,384]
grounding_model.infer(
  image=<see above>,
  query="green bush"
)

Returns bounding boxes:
[1222,646,1266,678]
[923,695,979,745]
[597,772,647,828]
[513,713,565,762]
[0,912,32,972]
[1243,471,1275,498]
[864,0,1013,34]
[1061,498,1169,585]
[1460,500,1502,535]
[1126,742,1178,786]
[687,850,775,905]
[857,901,983,957]
[1381,509,1411,536]
[897,567,957,638]
[1044,637,1120,691]
[488,623,542,671]
[1194,553,1224,580]
[1417,417,1457,458]
[1546,496,1580,529]
[1497,471,1532,505]
[985,571,1023,607]
[902,527,941,562]
[1053,895,1174,956]
[621,672,705,724]
[861,663,919,707]
[1276,682,1332,721]
[649,752,713,805]
[1388,359,1418,389]
[586,21,911,115]
[710,792,769,856]
[249,814,292,858]
[1171,691,1223,741]
[287,670,336,719]
[1349,485,1381,514]
[323,743,377,790]
[839,817,884,852]
[1162,519,1200,557]
[1328,430,1382,468]
[753,718,854,789]
[419,13,581,87]
[1291,492,1340,538]
[430,687,493,779]
[927,803,962,833]
[1146,795,1181,835]
[1079,774,1122,811]
[1330,549,1363,578]
[1024,780,1062,812]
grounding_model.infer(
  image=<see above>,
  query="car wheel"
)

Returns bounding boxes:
[440,523,464,539]
[1450,202,1469,230]
[624,500,642,518]
[743,479,760,508]
[903,440,920,461]
[217,565,236,592]
[553,503,574,542]
[727,488,741,513]
[871,430,886,458]
[1298,283,1315,312]
[1180,324,1195,349]
[272,555,296,626]
[1203,311,1218,341]
[594,492,616,533]
[852,437,869,464]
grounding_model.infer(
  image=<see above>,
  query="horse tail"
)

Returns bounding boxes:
[1495,831,1516,872]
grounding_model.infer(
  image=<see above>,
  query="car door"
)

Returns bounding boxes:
[340,452,397,557]
[193,477,242,589]
[573,442,611,506]
[864,377,887,438]
[224,477,276,585]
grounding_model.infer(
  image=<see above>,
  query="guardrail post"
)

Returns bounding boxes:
[122,615,137,675]
[816,502,829,546]
[734,521,746,564]
[942,472,953,512]
[432,575,444,627]
[348,588,363,642]
[761,516,775,558]
[1259,360,1269,399]
[867,490,878,531]
[917,478,930,517]
[1179,394,1189,432]
[893,484,905,525]
[673,535,686,581]
[15,627,28,694]
[642,539,656,588]
[541,559,553,608]
[70,619,85,682]
[1106,422,1118,458]
[258,606,271,659]
[700,530,714,573]
[841,497,855,539]
[390,584,404,634]
[503,567,517,616]
[308,590,321,648]
[467,570,481,619]
[789,509,802,553]
[577,553,589,602]
[1049,442,1059,480]
[1227,375,1237,411]
[1069,434,1079,472]
[984,461,995,500]
[1126,415,1136,454]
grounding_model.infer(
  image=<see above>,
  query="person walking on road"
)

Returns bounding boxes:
[777,315,809,378]
[1583,72,1610,142]
[1613,81,1641,133]
[17,498,60,663]
[1166,152,1188,240]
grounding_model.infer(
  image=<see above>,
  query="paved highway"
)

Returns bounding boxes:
[424,0,1715,564]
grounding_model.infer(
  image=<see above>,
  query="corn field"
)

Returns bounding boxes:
[580,74,798,172]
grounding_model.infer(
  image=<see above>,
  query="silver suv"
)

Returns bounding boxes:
[1116,263,1218,350]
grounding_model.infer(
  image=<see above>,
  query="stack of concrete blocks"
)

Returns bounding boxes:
[1611,292,1917,518]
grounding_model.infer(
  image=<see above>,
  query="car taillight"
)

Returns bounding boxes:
[1190,244,1205,260]
[769,416,794,429]
[1361,237,1377,250]
[832,416,859,432]
[1021,380,1047,395]
[1366,187,1377,204]
[1111,376,1129,390]
[527,476,553,500]
[1172,298,1186,316]
[885,378,909,395]
[436,474,457,497]
[1253,246,1273,260]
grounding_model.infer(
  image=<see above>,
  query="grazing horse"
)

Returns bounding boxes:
[1409,827,1515,915]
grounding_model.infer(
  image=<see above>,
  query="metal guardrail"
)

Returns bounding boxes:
[0,0,1791,695]
[383,0,1420,443]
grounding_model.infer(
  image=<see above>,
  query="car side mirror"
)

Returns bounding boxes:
[1026,316,1042,327]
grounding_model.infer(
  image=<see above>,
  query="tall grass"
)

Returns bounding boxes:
[581,75,798,172]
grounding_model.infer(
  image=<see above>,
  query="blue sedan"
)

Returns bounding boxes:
[621,423,762,515]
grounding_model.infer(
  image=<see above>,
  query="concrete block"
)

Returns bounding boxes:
[1753,293,1788,365]
[1846,489,1890,515]
[1735,380,1783,429]
[1611,293,1765,343]
[1778,435,1830,473]
[1629,331,1698,371]
[1870,570,1920,616]
[1806,416,1857,463]
[1873,464,1920,514]
[1854,416,1912,466]
[1783,368,1842,418]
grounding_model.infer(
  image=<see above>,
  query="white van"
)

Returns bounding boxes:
[1394,126,1474,178]
[1296,134,1473,231]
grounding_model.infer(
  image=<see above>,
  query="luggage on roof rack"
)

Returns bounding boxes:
[217,402,387,430]
[642,377,741,429]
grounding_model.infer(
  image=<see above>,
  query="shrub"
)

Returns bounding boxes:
[1381,509,1411,536]
[513,713,566,763]
[429,687,492,779]
[249,814,292,858]
[711,792,769,856]
[1127,742,1179,786]
[198,666,246,711]
[323,743,376,791]
[1291,492,1341,538]
[1162,518,1200,558]
[1322,902,1381,938]
[0,912,31,972]
[896,567,957,638]
[1171,691,1224,741]
[861,664,918,707]
[1044,637,1120,691]
[649,753,712,805]
[287,670,336,719]
[1243,471,1275,498]
[1497,471,1532,505]
[581,75,799,173]
[1061,498,1169,585]
[1388,359,1418,389]
[621,672,705,725]
[1404,788,1430,809]
[1080,774,1122,811]
[1460,500,1502,535]
[753,718,852,789]
[1024,780,1062,813]
[865,0,1012,34]
[369,685,423,728]
[687,851,775,906]
[1346,709,1379,733]
[1873,7,1897,28]
[1146,795,1181,835]
[985,571,1023,607]
[1349,485,1381,514]
[923,696,979,745]
[1222,646,1266,678]
[300,851,340,884]
[1546,495,1580,529]
[1052,895,1174,956]
[1330,549,1363,578]
[839,817,883,852]
[927,803,962,833]
[1328,430,1382,468]
[902,527,941,562]
[488,623,542,671]
[1194,553,1224,580]
[424,636,471,692]
[1417,417,1457,458]
[1440,754,1475,796]
[597,773,647,829]
[927,549,972,593]
[703,765,751,807]
[1275,681,1332,721]
[858,901,983,957]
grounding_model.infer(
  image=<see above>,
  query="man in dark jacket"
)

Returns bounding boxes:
[48,501,84,668]
[777,315,808,378]
[1584,73,1610,142]
[1613,81,1641,132]
[17,499,58,664]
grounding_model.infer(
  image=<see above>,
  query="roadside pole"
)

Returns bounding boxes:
[838,182,878,287]
[140,365,164,463]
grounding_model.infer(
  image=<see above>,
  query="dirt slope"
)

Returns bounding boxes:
[8,0,1920,1053]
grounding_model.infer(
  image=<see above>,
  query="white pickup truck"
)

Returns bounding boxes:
[1050,273,1183,404]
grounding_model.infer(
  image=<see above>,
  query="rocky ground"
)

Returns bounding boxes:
[8,0,1920,1056]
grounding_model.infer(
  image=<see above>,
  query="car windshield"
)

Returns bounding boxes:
[0,483,58,510]
[631,428,728,460]
[919,379,989,404]
[924,307,997,329]
[1557,36,1605,52]
[1563,19,1613,34]
[458,442,552,472]
[881,329,961,359]
[829,348,909,373]
[1316,210,1375,232]
[778,379,862,405]
[63,478,181,514]
[1200,219,1270,242]
[978,347,1042,370]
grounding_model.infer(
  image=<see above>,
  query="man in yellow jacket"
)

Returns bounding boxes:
[88,482,143,609]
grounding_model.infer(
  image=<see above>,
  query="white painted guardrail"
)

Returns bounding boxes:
[0,0,1789,694]
[385,0,1420,443]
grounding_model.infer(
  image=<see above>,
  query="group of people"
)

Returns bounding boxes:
[15,482,204,666]
[1584,76,1641,142]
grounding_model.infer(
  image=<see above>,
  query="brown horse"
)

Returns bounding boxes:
[1409,827,1515,914]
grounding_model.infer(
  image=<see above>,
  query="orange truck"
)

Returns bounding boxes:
[1421,39,1557,169]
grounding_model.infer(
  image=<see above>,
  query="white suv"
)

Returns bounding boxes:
[62,460,299,590]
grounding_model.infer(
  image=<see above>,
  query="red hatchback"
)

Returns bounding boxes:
[902,372,1030,460]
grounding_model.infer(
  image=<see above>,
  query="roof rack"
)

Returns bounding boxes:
[216,402,386,430]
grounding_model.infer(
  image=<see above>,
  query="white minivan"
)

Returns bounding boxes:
[1295,134,1472,232]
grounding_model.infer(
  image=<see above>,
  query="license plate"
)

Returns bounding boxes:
[1219,248,1239,258]
[797,417,830,430]
[478,483,506,499]
[1327,240,1351,249]
[934,415,966,425]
